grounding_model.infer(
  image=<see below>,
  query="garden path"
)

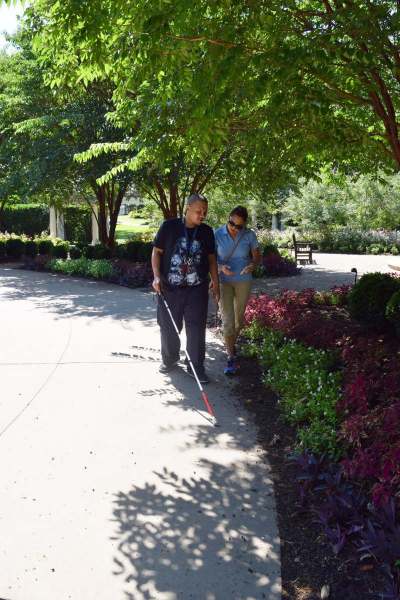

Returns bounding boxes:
[0,266,280,600]
[253,251,398,294]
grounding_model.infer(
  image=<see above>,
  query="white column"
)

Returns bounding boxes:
[49,206,57,237]
[272,214,279,231]
[56,210,65,240]
[91,205,100,245]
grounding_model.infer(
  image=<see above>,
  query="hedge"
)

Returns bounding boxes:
[1,204,49,237]
[64,205,92,243]
[0,204,92,243]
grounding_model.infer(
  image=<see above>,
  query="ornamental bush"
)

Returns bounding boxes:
[85,244,112,260]
[37,239,54,256]
[69,245,82,259]
[137,241,153,262]
[386,290,400,336]
[24,240,38,258]
[5,237,25,258]
[125,240,142,261]
[53,241,69,259]
[348,272,400,326]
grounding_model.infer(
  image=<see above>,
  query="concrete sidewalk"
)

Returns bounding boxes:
[0,267,280,600]
[253,251,399,294]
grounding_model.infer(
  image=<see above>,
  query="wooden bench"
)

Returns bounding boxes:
[292,234,313,264]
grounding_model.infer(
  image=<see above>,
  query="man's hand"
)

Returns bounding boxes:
[210,280,220,304]
[152,276,161,294]
[220,264,234,277]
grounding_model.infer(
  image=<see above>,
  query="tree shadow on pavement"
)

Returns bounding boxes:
[0,267,156,324]
[111,459,280,600]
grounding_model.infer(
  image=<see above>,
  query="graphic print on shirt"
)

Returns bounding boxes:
[168,236,201,286]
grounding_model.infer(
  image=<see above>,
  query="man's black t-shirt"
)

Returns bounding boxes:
[154,218,215,288]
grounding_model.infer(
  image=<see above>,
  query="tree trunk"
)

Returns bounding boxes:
[96,184,108,245]
[94,181,126,248]
[0,199,7,232]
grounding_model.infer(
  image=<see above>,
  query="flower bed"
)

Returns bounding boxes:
[243,285,400,505]
[44,256,153,288]
[242,285,400,596]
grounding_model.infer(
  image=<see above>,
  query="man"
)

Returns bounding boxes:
[152,193,220,384]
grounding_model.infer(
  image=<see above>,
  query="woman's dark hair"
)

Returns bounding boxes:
[230,205,248,221]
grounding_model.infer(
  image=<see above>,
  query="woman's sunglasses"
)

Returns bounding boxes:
[228,219,244,230]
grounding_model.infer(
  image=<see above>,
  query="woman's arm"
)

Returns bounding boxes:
[240,246,261,275]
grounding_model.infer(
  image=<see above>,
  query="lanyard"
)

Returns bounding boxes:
[182,218,198,263]
[223,227,245,263]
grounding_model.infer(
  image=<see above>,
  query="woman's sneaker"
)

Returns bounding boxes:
[224,357,237,376]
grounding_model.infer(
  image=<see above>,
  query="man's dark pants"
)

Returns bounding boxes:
[157,282,209,372]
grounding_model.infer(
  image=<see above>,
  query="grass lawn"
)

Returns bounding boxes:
[115,215,154,242]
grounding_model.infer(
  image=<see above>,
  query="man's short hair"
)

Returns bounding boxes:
[184,193,208,214]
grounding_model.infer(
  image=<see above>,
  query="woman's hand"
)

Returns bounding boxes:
[220,264,234,277]
[240,263,255,275]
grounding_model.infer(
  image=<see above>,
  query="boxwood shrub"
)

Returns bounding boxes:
[37,239,54,255]
[24,240,38,258]
[53,241,69,259]
[5,237,25,258]
[348,272,400,326]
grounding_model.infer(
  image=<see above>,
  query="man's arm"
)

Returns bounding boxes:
[208,254,220,303]
[151,247,164,293]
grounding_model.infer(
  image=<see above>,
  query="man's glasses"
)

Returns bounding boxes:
[228,219,244,230]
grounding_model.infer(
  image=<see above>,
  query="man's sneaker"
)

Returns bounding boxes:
[159,361,177,374]
[224,357,237,376]
[186,366,210,384]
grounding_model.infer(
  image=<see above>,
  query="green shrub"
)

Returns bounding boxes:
[2,204,49,237]
[69,245,82,259]
[86,244,112,260]
[386,290,400,336]
[348,272,400,326]
[5,237,25,258]
[242,325,341,457]
[262,243,280,257]
[391,245,399,256]
[49,257,90,276]
[115,243,128,259]
[53,241,69,259]
[125,240,141,261]
[137,241,153,263]
[368,244,383,255]
[87,259,114,279]
[49,257,114,280]
[38,239,54,255]
[0,239,6,258]
[24,240,38,258]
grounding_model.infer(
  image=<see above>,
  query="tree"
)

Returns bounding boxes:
[27,0,349,220]
[0,28,138,246]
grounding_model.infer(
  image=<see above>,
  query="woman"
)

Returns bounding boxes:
[215,205,261,375]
